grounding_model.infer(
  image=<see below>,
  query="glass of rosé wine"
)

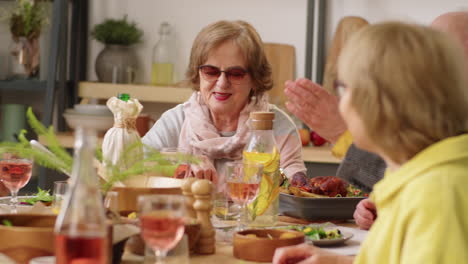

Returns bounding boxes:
[138,194,186,264]
[225,161,263,230]
[0,157,33,213]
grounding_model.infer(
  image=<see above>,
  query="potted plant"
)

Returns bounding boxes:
[6,0,48,78]
[91,16,143,83]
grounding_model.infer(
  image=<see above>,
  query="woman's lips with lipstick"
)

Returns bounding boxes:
[213,92,231,101]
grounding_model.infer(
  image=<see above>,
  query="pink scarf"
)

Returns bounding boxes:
[179,92,269,163]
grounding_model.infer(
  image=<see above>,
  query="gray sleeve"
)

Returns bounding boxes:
[336,144,386,192]
[141,104,185,150]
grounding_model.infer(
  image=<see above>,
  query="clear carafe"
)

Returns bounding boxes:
[243,112,281,227]
[54,127,109,264]
[151,22,175,86]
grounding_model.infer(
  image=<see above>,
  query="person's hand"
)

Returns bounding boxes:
[190,156,218,184]
[284,78,347,143]
[273,243,354,264]
[353,198,377,230]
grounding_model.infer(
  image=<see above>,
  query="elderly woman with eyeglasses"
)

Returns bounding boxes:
[142,20,306,182]
[273,21,468,264]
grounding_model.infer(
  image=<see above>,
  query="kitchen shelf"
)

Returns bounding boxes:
[39,132,341,164]
[0,79,47,92]
[79,82,193,104]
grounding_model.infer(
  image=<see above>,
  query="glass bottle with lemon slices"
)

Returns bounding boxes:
[243,111,281,227]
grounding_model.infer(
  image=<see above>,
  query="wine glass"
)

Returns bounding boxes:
[225,161,263,230]
[0,157,33,213]
[159,147,191,179]
[138,194,186,264]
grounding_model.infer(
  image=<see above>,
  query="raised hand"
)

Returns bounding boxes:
[284,78,347,143]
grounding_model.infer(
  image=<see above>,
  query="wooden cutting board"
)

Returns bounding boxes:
[263,43,296,108]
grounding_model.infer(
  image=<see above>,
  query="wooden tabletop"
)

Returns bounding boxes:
[121,216,358,264]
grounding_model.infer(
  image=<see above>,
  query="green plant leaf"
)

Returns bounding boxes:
[91,15,143,45]
[26,107,72,171]
[20,187,53,205]
[101,142,200,193]
[2,220,12,227]
[9,0,48,39]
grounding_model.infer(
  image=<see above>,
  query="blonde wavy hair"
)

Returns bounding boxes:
[323,16,369,95]
[338,22,468,163]
[185,20,273,96]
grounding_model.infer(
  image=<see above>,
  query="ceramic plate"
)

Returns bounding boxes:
[0,196,36,205]
[307,231,353,247]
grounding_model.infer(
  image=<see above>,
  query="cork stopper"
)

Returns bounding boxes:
[250,111,274,130]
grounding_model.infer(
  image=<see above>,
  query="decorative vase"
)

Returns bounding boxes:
[8,36,40,79]
[95,45,138,83]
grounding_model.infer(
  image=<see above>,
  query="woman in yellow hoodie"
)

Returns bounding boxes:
[273,21,468,264]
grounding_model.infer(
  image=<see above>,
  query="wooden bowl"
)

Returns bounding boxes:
[233,229,305,262]
[125,217,201,256]
[0,214,56,264]
[112,177,182,212]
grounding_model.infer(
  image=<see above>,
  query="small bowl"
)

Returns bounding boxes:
[0,214,56,264]
[73,104,112,116]
[63,111,114,132]
[112,177,182,212]
[233,229,305,262]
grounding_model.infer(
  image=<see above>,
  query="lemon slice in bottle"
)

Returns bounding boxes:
[244,149,280,219]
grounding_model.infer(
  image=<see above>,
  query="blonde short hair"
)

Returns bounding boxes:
[323,16,369,95]
[338,22,468,163]
[185,20,273,96]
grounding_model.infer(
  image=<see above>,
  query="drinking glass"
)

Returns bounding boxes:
[159,148,191,179]
[138,195,186,264]
[52,180,68,214]
[225,161,263,230]
[104,191,119,214]
[0,158,33,213]
[212,162,241,229]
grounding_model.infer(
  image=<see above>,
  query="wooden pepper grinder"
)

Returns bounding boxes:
[181,177,197,219]
[192,179,215,254]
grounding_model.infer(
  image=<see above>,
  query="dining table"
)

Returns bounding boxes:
[121,215,368,264]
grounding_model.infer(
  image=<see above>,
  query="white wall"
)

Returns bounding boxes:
[88,0,308,84]
[87,0,468,85]
[326,0,468,46]
[2,0,467,84]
